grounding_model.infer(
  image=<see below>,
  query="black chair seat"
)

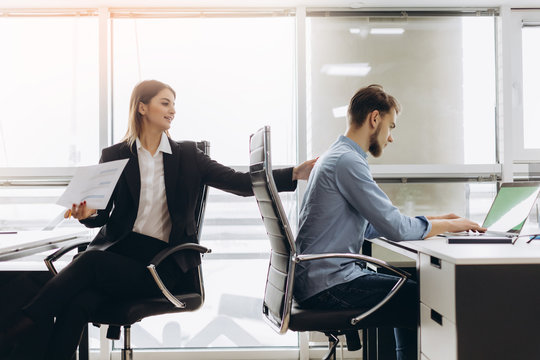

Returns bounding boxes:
[289,301,412,332]
[90,293,203,326]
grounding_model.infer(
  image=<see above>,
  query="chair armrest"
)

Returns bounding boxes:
[296,252,410,278]
[149,243,211,267]
[44,240,91,275]
[146,243,211,309]
[295,252,410,325]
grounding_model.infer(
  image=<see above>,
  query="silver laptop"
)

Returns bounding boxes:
[447,182,540,243]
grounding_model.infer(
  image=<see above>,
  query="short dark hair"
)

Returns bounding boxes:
[347,84,401,128]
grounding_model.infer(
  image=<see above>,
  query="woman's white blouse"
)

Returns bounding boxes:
[132,133,172,242]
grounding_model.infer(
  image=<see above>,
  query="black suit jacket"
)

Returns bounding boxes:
[80,138,297,272]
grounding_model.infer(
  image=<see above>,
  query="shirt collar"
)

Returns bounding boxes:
[135,132,172,155]
[339,135,368,159]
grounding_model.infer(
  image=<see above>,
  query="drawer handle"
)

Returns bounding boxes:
[431,309,443,326]
[430,256,441,269]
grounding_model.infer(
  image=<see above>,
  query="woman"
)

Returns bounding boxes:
[0,80,315,359]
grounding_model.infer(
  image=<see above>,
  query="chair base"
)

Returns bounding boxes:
[321,330,364,360]
[121,325,133,360]
[323,333,339,360]
[121,349,133,360]
[106,325,121,340]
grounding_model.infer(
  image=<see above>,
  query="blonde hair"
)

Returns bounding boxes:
[123,80,176,148]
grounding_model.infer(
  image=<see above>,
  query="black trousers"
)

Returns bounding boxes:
[22,232,175,360]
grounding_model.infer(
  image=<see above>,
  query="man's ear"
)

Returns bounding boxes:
[368,110,380,129]
[138,102,146,116]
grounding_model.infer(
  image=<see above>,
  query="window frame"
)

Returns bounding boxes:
[0,10,102,168]
[305,8,502,183]
[0,6,509,180]
[509,9,540,163]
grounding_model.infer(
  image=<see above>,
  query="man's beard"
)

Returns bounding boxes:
[368,124,383,157]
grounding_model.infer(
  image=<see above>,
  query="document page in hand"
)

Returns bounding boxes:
[56,159,129,210]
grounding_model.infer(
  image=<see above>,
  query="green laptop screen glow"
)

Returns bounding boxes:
[482,185,540,233]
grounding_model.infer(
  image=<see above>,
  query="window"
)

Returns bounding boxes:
[111,16,295,166]
[509,10,540,165]
[110,13,297,350]
[306,12,497,166]
[0,16,99,167]
[0,14,99,231]
[4,6,536,359]
[305,11,500,250]
[379,182,497,224]
[0,186,68,230]
[522,25,540,150]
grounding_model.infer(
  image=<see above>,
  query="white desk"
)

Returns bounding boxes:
[0,229,90,264]
[367,236,540,360]
[0,229,91,359]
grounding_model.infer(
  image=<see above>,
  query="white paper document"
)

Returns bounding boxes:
[56,159,129,210]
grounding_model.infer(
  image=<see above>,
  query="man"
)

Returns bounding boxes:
[294,84,485,360]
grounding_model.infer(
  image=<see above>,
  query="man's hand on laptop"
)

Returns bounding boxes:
[424,215,487,239]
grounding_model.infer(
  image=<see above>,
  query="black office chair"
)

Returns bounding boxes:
[44,141,211,360]
[249,126,412,360]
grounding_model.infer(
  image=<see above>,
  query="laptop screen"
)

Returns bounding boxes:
[482,183,540,234]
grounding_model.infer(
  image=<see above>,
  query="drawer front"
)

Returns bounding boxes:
[419,253,456,322]
[420,303,457,360]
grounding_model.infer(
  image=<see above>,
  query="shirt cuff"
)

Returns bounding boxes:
[79,212,98,226]
[417,215,432,239]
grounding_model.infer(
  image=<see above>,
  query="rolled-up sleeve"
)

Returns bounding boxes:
[336,153,431,241]
[416,215,432,239]
[364,223,380,239]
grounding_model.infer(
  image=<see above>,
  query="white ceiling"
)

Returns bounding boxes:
[1,0,539,9]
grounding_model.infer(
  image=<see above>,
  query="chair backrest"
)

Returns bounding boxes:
[181,140,210,297]
[170,140,210,297]
[195,140,210,241]
[249,126,296,334]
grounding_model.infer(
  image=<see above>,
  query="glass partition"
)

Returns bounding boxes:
[307,14,497,166]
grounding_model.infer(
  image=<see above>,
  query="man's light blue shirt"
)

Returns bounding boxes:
[294,135,432,302]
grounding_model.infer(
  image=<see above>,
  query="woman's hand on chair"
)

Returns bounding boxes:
[64,201,97,220]
[293,158,318,181]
